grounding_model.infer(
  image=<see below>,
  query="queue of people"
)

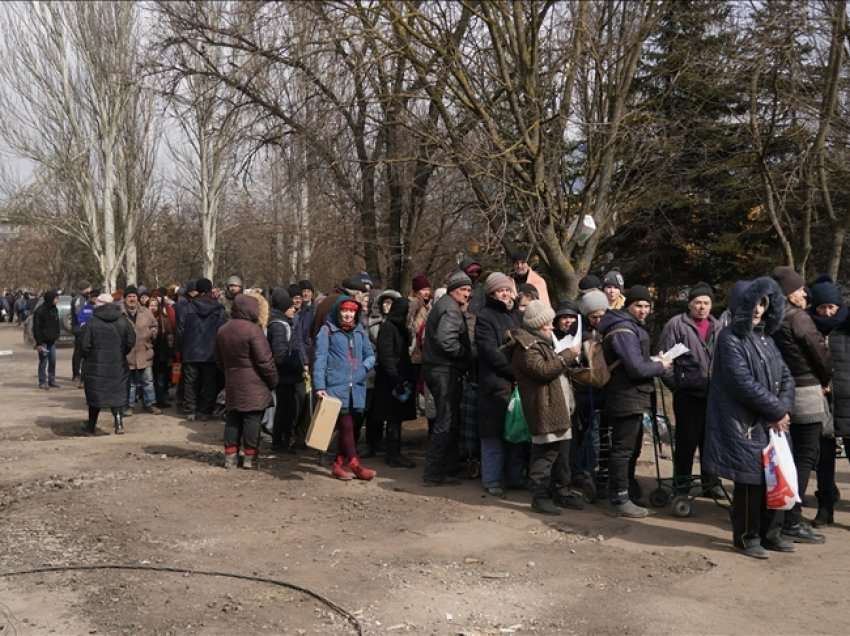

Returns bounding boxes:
[24,256,850,559]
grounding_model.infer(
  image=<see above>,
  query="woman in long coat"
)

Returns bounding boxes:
[81,294,136,434]
[702,277,794,559]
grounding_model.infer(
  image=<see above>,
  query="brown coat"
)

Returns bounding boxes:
[508,327,576,437]
[215,295,278,412]
[123,304,158,370]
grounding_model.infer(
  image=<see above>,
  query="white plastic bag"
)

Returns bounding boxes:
[762,430,801,510]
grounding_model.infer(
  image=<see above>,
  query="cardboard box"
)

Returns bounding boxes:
[305,394,342,451]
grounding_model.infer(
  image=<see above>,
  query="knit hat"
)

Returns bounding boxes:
[271,288,293,312]
[358,271,374,288]
[579,289,609,316]
[484,272,516,296]
[810,277,842,308]
[772,266,805,296]
[579,274,602,292]
[226,275,243,288]
[688,282,714,302]
[625,285,652,307]
[124,285,139,298]
[95,293,113,306]
[412,274,432,292]
[446,270,473,292]
[523,299,556,330]
[298,279,314,292]
[340,299,360,312]
[341,276,368,293]
[603,270,624,290]
[287,284,302,298]
[555,300,579,318]
[195,278,213,295]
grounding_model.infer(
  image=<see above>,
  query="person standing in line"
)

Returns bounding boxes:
[268,289,303,452]
[703,278,795,559]
[81,293,136,435]
[122,286,161,416]
[71,281,92,386]
[147,295,174,408]
[510,252,550,308]
[33,289,61,390]
[603,270,626,310]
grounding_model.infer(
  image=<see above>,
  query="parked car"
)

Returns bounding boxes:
[23,294,75,347]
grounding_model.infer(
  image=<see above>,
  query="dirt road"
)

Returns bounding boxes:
[0,323,846,635]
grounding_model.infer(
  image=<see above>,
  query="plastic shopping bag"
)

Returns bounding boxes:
[763,429,801,510]
[503,387,531,444]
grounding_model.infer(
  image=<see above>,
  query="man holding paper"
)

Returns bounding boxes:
[658,282,722,496]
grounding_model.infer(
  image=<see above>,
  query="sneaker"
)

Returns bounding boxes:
[484,486,506,498]
[608,500,649,518]
[145,405,162,415]
[553,491,585,510]
[531,498,562,516]
[781,523,826,544]
[735,542,769,560]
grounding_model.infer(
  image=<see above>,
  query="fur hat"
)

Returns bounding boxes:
[523,299,556,330]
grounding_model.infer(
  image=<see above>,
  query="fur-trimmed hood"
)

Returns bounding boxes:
[729,277,785,337]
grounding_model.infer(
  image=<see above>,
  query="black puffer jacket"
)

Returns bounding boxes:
[81,303,136,409]
[702,278,794,486]
[423,293,470,371]
[829,322,850,437]
[772,305,832,388]
[475,295,521,438]
[373,298,416,423]
[267,309,303,385]
[178,296,226,363]
[33,291,61,346]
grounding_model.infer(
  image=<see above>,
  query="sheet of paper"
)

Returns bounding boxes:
[553,319,582,353]
[651,343,690,362]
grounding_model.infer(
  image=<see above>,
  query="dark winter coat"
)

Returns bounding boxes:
[178,296,226,364]
[658,312,722,397]
[267,309,303,385]
[507,327,577,437]
[312,295,375,410]
[702,277,795,486]
[422,293,470,371]
[772,305,832,388]
[215,295,278,413]
[81,303,136,409]
[475,295,521,438]
[33,291,60,346]
[828,322,850,437]
[598,309,666,418]
[123,304,158,370]
[373,298,416,422]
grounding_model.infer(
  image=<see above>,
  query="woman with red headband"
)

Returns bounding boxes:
[313,295,378,480]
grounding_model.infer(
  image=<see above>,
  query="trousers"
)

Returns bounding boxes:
[183,362,218,416]
[607,413,644,504]
[784,421,822,527]
[224,410,263,455]
[529,439,571,499]
[423,366,463,481]
[731,482,779,546]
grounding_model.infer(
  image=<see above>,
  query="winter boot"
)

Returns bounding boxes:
[113,410,124,435]
[609,499,649,518]
[384,422,416,468]
[224,450,238,470]
[81,418,97,435]
[348,457,376,481]
[812,489,835,527]
[531,497,561,515]
[242,453,256,470]
[332,455,354,481]
[735,536,769,560]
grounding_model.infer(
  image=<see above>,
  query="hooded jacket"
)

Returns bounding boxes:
[215,294,278,412]
[702,277,794,485]
[312,295,375,410]
[81,303,136,409]
[178,295,226,363]
[598,309,666,417]
[373,297,416,422]
[33,291,61,346]
[828,316,850,436]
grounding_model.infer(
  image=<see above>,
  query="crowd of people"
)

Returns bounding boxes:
[19,253,850,559]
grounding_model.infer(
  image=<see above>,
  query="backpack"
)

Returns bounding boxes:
[568,328,629,388]
[268,319,302,372]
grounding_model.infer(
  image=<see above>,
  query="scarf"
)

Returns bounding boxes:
[809,305,849,336]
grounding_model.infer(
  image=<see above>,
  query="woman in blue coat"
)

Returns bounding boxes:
[703,277,795,559]
[314,295,377,480]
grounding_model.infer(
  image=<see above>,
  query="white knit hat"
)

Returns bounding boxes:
[579,289,609,316]
[523,299,555,330]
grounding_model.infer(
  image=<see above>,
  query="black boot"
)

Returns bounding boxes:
[113,410,124,435]
[385,421,416,468]
[812,489,834,527]
[82,407,98,435]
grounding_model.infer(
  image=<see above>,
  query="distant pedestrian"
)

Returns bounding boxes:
[33,290,61,390]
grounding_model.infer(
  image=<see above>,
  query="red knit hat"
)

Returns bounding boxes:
[340,299,359,312]
[412,274,432,292]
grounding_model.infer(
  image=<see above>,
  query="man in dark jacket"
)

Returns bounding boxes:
[33,289,61,389]
[771,266,832,544]
[71,281,92,385]
[422,270,473,485]
[658,282,722,496]
[268,289,303,452]
[178,277,226,421]
[599,285,672,517]
[216,294,278,469]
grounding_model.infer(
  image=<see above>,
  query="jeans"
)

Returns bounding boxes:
[529,439,571,499]
[423,366,463,481]
[732,482,780,547]
[784,421,822,528]
[37,342,56,386]
[128,367,156,408]
[607,413,644,504]
[183,362,218,416]
[480,437,528,489]
[672,393,717,491]
[224,410,263,454]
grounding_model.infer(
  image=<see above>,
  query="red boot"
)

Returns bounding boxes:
[348,457,376,481]
[332,455,354,481]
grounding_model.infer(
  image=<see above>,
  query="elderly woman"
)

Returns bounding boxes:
[703,278,795,559]
[475,273,523,496]
[507,300,582,515]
